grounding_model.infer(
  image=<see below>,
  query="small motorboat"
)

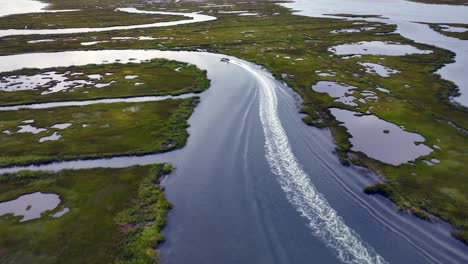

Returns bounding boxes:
[220,57,230,63]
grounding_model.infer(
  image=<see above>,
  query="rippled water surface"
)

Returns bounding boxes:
[312,81,357,106]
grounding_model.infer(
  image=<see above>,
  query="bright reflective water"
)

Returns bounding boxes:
[330,108,433,165]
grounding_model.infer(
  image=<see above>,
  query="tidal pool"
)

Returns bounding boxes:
[51,207,70,218]
[87,74,102,80]
[0,71,110,94]
[312,81,357,106]
[329,41,432,56]
[359,90,379,103]
[315,70,336,77]
[238,12,260,16]
[51,123,72,130]
[39,132,62,143]
[376,86,390,93]
[0,192,61,222]
[358,62,400,77]
[17,124,47,134]
[80,41,109,46]
[330,108,433,165]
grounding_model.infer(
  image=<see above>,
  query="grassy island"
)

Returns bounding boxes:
[0,165,172,264]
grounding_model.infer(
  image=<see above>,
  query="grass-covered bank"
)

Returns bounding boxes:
[0,59,210,106]
[0,164,173,264]
[0,98,198,167]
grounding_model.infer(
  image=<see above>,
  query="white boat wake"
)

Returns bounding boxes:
[232,60,387,264]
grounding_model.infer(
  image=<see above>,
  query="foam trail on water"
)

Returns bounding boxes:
[232,60,387,264]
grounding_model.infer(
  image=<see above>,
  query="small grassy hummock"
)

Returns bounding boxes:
[0,98,199,167]
[0,164,172,264]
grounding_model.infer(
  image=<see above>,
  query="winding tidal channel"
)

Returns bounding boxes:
[0,1,467,264]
